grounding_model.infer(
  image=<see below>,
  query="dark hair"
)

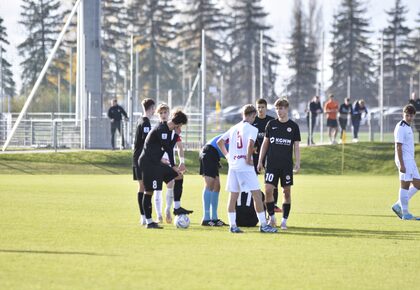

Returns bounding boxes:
[256,98,268,106]
[404,104,416,115]
[274,98,289,108]
[171,110,188,125]
[329,94,334,98]
[142,98,155,111]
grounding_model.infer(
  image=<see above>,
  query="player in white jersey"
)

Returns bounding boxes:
[391,104,420,220]
[217,104,277,233]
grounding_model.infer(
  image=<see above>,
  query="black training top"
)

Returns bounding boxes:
[252,115,275,153]
[339,103,353,118]
[108,105,128,122]
[133,117,152,165]
[139,121,178,167]
[264,119,301,168]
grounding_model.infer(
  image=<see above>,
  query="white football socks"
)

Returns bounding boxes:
[399,188,409,214]
[154,190,163,218]
[165,188,174,213]
[408,186,418,200]
[257,212,267,227]
[228,212,236,227]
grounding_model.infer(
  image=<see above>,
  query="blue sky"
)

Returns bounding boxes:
[0,0,419,94]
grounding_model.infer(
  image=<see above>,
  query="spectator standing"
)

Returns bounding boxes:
[108,98,128,150]
[324,94,339,144]
[351,99,367,142]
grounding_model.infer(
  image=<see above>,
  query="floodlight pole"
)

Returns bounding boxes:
[69,47,73,113]
[260,31,263,99]
[2,0,82,151]
[251,47,256,104]
[201,29,207,145]
[0,43,3,114]
[379,33,384,142]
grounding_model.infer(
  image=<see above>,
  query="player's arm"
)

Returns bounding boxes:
[293,141,301,173]
[257,137,269,173]
[396,142,405,173]
[176,140,186,172]
[246,139,255,166]
[121,106,128,120]
[217,134,229,159]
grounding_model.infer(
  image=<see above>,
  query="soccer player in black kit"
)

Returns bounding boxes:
[139,110,191,229]
[133,98,155,225]
[258,98,301,230]
[252,98,281,213]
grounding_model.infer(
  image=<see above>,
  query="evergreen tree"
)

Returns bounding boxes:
[128,0,180,102]
[329,0,375,104]
[0,17,15,98]
[382,0,415,105]
[17,0,65,92]
[286,0,320,105]
[180,0,229,104]
[102,0,128,99]
[226,0,279,104]
[411,11,420,96]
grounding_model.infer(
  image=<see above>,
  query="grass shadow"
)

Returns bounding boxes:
[0,162,34,175]
[0,249,116,256]
[282,226,420,240]
[69,154,120,174]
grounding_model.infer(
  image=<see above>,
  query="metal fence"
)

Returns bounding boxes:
[0,111,206,150]
[1,110,412,151]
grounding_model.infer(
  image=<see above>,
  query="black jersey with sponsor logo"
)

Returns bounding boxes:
[139,121,178,167]
[252,115,274,152]
[133,117,152,165]
[265,119,301,168]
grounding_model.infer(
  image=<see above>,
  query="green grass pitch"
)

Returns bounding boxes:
[1,174,420,289]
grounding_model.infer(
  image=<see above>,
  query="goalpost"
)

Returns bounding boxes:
[1,0,82,151]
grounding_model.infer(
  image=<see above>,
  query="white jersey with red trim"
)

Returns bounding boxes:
[221,121,258,172]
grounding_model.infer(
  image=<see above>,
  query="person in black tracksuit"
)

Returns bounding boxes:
[338,97,353,141]
[133,98,155,225]
[138,110,191,229]
[306,96,323,145]
[108,99,128,149]
[351,99,367,141]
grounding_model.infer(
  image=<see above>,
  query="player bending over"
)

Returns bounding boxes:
[258,98,301,230]
[139,110,190,229]
[217,104,277,234]
[199,134,228,226]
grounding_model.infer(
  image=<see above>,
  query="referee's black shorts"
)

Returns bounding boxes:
[199,144,221,178]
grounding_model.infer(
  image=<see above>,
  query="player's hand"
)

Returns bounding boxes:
[178,163,186,173]
[110,119,114,123]
[257,163,264,173]
[246,156,253,166]
[399,165,406,173]
[161,158,170,165]
[172,166,180,175]
[293,163,300,174]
